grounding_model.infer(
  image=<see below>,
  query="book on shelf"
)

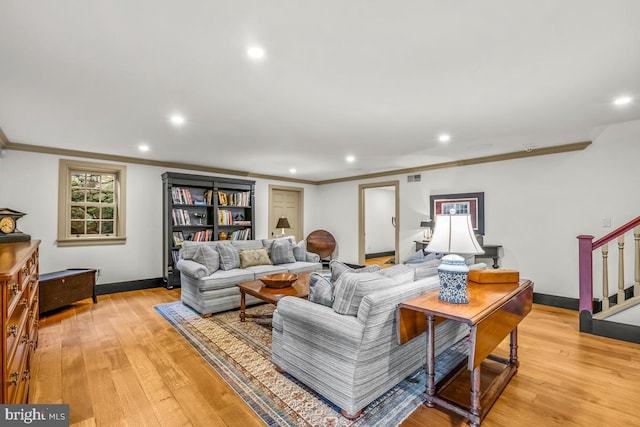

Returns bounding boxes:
[229,228,251,240]
[217,190,251,207]
[233,220,252,226]
[204,190,214,205]
[172,231,184,246]
[171,187,194,205]
[217,209,233,225]
[172,209,192,226]
[171,250,180,265]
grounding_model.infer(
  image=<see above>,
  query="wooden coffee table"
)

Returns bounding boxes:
[237,272,311,322]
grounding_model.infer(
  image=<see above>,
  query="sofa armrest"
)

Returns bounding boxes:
[276,297,365,349]
[176,259,208,279]
[305,251,321,263]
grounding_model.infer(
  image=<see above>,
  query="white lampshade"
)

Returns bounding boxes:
[426,213,484,255]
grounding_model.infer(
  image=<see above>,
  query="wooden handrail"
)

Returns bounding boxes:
[578,215,640,316]
[592,216,640,250]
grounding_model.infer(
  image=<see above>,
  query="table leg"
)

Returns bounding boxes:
[469,366,482,426]
[424,314,436,407]
[510,327,519,367]
[239,291,246,322]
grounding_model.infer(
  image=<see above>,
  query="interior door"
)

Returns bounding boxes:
[359,181,399,266]
[269,186,303,241]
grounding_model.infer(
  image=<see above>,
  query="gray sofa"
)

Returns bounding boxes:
[176,237,322,316]
[272,267,471,418]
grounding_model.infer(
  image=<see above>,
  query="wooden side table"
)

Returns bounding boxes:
[397,279,533,426]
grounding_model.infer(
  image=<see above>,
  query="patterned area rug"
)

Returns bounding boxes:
[155,301,467,427]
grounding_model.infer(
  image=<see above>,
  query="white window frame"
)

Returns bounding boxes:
[57,159,127,246]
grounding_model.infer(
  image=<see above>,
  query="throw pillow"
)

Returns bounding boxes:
[292,240,307,262]
[217,243,240,270]
[329,260,381,282]
[270,238,296,264]
[239,248,272,268]
[378,264,415,284]
[332,272,395,316]
[192,244,220,274]
[308,272,334,307]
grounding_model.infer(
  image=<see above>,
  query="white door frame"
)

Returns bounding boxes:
[358,180,399,266]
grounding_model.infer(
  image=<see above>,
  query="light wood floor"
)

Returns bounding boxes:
[31,287,640,426]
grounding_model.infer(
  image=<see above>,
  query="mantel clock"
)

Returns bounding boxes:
[0,208,31,242]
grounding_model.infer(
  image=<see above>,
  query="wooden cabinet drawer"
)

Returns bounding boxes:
[6,296,28,366]
[4,270,22,318]
[6,327,29,404]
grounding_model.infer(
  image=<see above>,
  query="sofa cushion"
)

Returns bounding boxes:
[332,272,395,316]
[217,243,240,270]
[377,264,414,284]
[231,240,265,250]
[292,240,307,262]
[192,244,220,274]
[197,269,255,291]
[308,272,334,307]
[270,238,296,264]
[329,260,381,282]
[238,248,272,268]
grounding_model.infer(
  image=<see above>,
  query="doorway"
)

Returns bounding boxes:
[358,181,399,266]
[269,185,304,241]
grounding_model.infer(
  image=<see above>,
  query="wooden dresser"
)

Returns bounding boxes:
[0,240,40,403]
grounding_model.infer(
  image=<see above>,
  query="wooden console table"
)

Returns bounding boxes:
[414,242,503,269]
[397,279,533,426]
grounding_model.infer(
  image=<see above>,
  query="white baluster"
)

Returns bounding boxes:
[617,235,625,304]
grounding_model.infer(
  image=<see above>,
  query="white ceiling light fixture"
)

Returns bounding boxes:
[613,95,633,106]
[138,144,150,152]
[289,168,296,174]
[247,46,266,60]
[346,155,355,163]
[170,114,185,126]
[438,134,451,143]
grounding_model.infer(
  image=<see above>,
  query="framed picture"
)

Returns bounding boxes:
[429,192,485,235]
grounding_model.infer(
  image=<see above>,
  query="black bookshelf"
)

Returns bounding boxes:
[161,172,255,289]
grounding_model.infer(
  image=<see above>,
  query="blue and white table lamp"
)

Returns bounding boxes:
[426,210,484,304]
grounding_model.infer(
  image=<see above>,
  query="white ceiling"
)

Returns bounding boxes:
[1,1,639,182]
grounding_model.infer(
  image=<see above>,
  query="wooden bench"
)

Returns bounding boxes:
[39,268,97,314]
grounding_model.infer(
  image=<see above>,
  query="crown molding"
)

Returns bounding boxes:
[316,141,592,184]
[2,138,591,186]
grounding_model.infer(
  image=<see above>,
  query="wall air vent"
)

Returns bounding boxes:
[407,174,421,183]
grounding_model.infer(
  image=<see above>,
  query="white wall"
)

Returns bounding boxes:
[0,152,318,285]
[314,120,640,299]
[364,187,395,254]
[2,119,638,298]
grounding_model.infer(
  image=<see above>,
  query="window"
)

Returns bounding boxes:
[57,159,127,246]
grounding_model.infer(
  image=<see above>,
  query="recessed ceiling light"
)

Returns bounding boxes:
[613,96,633,106]
[438,134,451,143]
[346,155,355,163]
[170,114,185,126]
[247,47,265,59]
[138,144,150,152]
[289,168,296,174]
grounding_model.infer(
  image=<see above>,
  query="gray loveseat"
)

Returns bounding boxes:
[272,267,471,418]
[176,237,322,316]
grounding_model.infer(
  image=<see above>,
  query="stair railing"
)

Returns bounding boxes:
[578,216,640,331]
